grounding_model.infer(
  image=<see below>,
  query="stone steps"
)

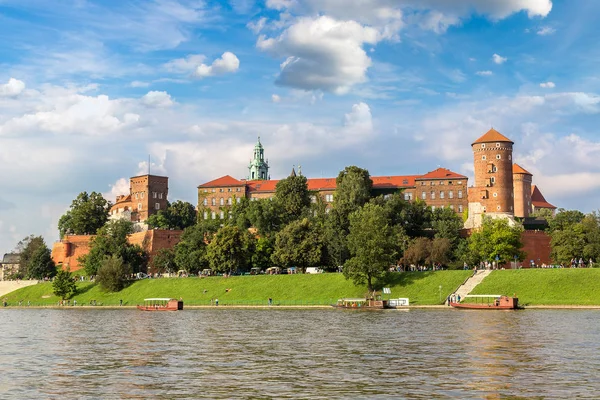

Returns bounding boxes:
[447,270,492,304]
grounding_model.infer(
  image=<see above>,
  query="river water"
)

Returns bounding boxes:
[1,308,599,399]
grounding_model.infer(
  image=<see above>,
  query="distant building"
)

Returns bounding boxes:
[0,253,20,281]
[109,174,169,224]
[248,137,269,181]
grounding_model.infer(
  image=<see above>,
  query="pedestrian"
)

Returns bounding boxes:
[268,297,272,306]
[457,294,461,303]
[119,299,123,307]
[215,298,219,306]
[447,295,451,306]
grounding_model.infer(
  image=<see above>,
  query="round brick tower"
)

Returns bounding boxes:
[471,128,514,215]
[513,163,533,218]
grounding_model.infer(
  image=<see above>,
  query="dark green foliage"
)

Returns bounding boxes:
[550,211,600,264]
[175,223,209,273]
[274,174,311,224]
[152,248,177,274]
[344,203,399,291]
[271,218,324,272]
[146,200,196,230]
[252,236,274,270]
[58,191,111,238]
[431,206,463,245]
[81,220,146,276]
[52,267,76,300]
[468,217,525,264]
[206,226,255,273]
[333,166,373,230]
[96,255,132,292]
[548,209,585,232]
[14,235,56,279]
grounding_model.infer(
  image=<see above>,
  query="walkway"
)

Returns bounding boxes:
[447,270,492,304]
[0,280,38,297]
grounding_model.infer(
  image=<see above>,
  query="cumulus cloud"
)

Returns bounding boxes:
[104,177,130,201]
[0,78,25,97]
[492,53,507,64]
[540,81,555,88]
[164,54,206,73]
[247,17,268,34]
[344,102,373,135]
[476,70,493,76]
[537,26,556,35]
[194,52,240,78]
[272,94,281,103]
[257,16,379,93]
[141,91,174,108]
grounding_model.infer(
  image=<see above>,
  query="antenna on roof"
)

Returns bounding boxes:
[148,154,150,175]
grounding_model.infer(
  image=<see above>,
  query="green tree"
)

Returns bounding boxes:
[344,203,399,291]
[402,237,431,267]
[152,248,177,274]
[431,207,463,245]
[468,217,525,265]
[333,166,373,228]
[14,235,45,278]
[549,209,585,232]
[96,255,132,292]
[252,236,274,270]
[52,267,77,300]
[147,200,197,230]
[271,218,324,272]
[80,220,146,276]
[27,244,56,279]
[429,237,453,266]
[58,191,111,238]
[274,174,311,224]
[206,226,255,273]
[174,223,210,273]
[550,227,585,264]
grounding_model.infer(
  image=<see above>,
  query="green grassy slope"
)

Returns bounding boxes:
[471,269,600,305]
[2,271,471,306]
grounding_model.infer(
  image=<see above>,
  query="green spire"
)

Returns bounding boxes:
[248,136,269,180]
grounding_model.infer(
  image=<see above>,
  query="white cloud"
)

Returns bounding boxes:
[540,81,555,88]
[476,70,493,76]
[247,17,268,34]
[130,80,150,88]
[492,53,507,64]
[344,102,373,135]
[164,54,206,73]
[141,91,174,108]
[272,94,281,103]
[194,52,240,78]
[537,26,556,35]
[104,177,130,201]
[0,78,26,97]
[257,16,379,93]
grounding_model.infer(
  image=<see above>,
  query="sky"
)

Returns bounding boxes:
[0,0,599,253]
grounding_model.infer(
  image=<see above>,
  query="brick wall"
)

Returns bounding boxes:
[520,230,552,267]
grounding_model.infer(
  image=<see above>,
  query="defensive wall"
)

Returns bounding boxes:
[520,230,552,266]
[51,229,183,273]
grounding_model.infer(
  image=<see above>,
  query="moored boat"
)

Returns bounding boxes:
[137,298,183,311]
[450,295,519,310]
[332,297,389,309]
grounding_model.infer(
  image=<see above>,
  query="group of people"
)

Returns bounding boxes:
[447,294,461,305]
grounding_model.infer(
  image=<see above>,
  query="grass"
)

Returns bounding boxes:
[2,271,472,307]
[471,269,600,305]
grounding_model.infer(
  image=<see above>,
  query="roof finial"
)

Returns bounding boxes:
[298,164,302,176]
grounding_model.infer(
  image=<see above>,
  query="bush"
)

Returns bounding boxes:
[52,267,76,300]
[96,255,132,292]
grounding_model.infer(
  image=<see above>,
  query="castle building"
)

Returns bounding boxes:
[110,174,169,223]
[513,164,533,218]
[248,137,269,181]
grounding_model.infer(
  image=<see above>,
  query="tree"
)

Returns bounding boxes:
[429,237,452,266]
[431,207,463,245]
[274,174,311,224]
[14,235,45,278]
[252,236,274,270]
[344,203,399,291]
[271,218,324,272]
[147,200,196,230]
[549,209,585,232]
[402,237,431,267]
[80,220,146,276]
[332,166,373,230]
[58,191,111,237]
[27,244,56,279]
[468,217,525,265]
[53,267,76,300]
[96,255,132,292]
[152,248,177,274]
[550,212,600,264]
[174,223,210,273]
[206,226,254,273]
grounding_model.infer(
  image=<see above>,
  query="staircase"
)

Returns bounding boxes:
[448,270,492,304]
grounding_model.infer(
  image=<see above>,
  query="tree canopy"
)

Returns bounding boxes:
[146,200,196,230]
[58,191,111,238]
[271,218,324,272]
[14,235,56,279]
[274,174,311,224]
[96,255,132,292]
[468,217,525,265]
[206,226,254,273]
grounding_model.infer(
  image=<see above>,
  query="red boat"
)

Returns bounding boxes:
[137,298,183,311]
[332,298,390,309]
[450,295,519,310]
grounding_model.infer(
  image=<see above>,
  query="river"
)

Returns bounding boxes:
[0,308,598,399]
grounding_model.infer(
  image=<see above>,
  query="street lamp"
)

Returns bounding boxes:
[439,285,442,303]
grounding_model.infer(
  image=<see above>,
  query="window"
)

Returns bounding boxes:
[496,143,501,147]
[449,191,454,199]
[448,181,453,185]
[138,203,142,210]
[220,188,224,193]
[431,206,436,212]
[482,155,487,161]
[482,206,487,212]
[211,212,216,219]
[404,193,413,201]
[497,205,501,211]
[458,181,462,185]
[490,177,496,184]
[203,211,208,219]
[430,181,435,186]
[439,181,444,185]
[509,155,512,160]
[212,189,216,193]
[228,188,232,192]
[458,205,463,213]
[496,154,501,160]
[325,194,334,202]
[220,211,224,219]
[211,198,216,206]
[227,198,232,205]
[203,199,208,206]
[421,182,425,186]
[155,203,160,210]
[481,144,486,148]
[204,189,208,193]
[458,190,463,199]
[449,205,454,210]
[153,192,157,199]
[430,191,435,200]
[159,193,163,199]
[310,196,317,203]
[220,198,224,206]
[141,192,144,199]
[402,179,408,185]
[236,198,241,204]
[421,191,426,200]
[384,194,392,200]
[135,193,139,199]
[493,192,498,197]
[440,191,445,199]
[236,188,241,192]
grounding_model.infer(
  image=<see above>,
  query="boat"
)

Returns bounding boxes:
[332,297,390,309]
[137,298,183,311]
[450,295,519,310]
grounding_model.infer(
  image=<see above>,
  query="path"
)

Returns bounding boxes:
[447,270,492,304]
[0,280,38,297]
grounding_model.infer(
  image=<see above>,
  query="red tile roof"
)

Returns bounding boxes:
[472,128,514,145]
[416,168,467,180]
[512,163,532,175]
[198,175,245,188]
[531,185,556,209]
[372,175,419,189]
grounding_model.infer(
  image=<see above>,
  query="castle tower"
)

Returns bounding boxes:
[471,128,515,215]
[129,174,169,222]
[513,164,533,218]
[248,136,269,181]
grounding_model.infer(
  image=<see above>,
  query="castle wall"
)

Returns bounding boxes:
[472,141,514,214]
[513,173,532,218]
[520,230,552,267]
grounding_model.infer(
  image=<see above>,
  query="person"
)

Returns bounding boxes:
[457,294,461,303]
[447,295,451,306]
[73,300,77,306]
[268,297,272,306]
[215,298,219,306]
[119,299,123,307]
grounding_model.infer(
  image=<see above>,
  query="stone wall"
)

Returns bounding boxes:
[521,230,552,267]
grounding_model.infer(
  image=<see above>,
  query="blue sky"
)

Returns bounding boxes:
[0,0,599,253]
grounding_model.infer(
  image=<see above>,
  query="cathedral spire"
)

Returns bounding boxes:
[248,136,269,180]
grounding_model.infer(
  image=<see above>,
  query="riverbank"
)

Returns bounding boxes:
[1,271,471,306]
